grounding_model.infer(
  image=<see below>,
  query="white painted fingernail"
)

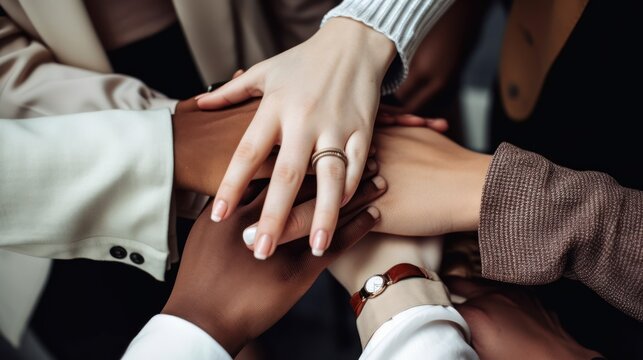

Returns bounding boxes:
[242,226,257,246]
[254,234,272,260]
[211,200,227,222]
[367,207,381,220]
[312,230,328,257]
[372,176,387,190]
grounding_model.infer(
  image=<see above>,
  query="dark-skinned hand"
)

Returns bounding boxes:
[162,175,385,356]
[446,277,602,360]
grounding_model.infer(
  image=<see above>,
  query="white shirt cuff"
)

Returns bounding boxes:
[360,305,478,360]
[123,314,232,360]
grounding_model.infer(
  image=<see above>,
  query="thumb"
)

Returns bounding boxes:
[323,207,381,259]
[197,68,264,109]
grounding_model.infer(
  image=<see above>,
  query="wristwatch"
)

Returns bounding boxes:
[350,263,433,317]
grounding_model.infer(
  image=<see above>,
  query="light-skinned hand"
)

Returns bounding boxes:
[196,17,397,260]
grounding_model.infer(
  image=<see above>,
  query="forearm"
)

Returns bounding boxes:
[0,110,174,280]
[479,142,643,320]
[322,0,455,93]
[329,234,451,345]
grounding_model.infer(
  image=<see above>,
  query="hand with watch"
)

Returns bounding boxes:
[329,233,460,347]
[350,263,436,317]
[124,175,386,359]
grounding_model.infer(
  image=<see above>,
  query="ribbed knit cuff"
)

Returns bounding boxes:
[322,0,454,94]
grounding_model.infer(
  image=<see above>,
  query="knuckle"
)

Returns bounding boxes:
[347,146,367,163]
[286,210,309,235]
[315,208,339,224]
[273,164,303,185]
[294,99,319,118]
[260,213,282,229]
[217,181,238,197]
[234,141,260,163]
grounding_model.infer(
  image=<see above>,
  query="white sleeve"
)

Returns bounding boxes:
[322,0,455,94]
[360,305,479,360]
[122,315,232,360]
[0,110,174,280]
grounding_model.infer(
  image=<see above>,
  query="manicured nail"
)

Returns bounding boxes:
[254,234,272,260]
[211,200,227,222]
[366,207,381,220]
[372,176,387,190]
[367,159,377,172]
[242,226,257,246]
[312,230,328,257]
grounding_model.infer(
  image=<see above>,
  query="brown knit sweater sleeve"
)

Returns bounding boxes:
[479,143,643,321]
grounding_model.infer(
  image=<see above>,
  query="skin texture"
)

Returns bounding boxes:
[172,99,269,196]
[371,127,492,236]
[161,176,385,357]
[172,98,433,197]
[239,125,485,247]
[197,17,397,260]
[446,277,602,360]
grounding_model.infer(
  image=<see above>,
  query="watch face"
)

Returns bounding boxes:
[364,275,387,297]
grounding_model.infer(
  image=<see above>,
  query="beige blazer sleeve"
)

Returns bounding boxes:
[0,14,177,119]
[0,110,175,281]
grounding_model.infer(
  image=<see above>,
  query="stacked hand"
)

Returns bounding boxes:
[371,127,491,236]
[172,92,446,251]
[171,99,271,196]
[239,126,488,250]
[162,175,386,356]
[447,278,602,360]
[195,17,398,260]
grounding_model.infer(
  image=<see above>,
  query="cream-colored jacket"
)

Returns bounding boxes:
[0,0,281,345]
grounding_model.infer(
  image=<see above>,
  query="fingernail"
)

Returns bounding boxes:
[341,195,350,207]
[211,200,228,222]
[369,147,376,156]
[312,230,328,257]
[254,234,272,260]
[372,176,387,190]
[194,93,206,100]
[366,206,381,220]
[242,226,257,246]
[367,159,377,172]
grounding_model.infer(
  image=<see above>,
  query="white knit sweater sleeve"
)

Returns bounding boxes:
[322,0,454,94]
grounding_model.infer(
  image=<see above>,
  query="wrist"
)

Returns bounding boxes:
[162,297,247,356]
[355,274,451,347]
[330,234,426,292]
[458,153,492,232]
[320,17,397,75]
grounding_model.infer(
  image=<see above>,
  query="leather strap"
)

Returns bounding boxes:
[350,263,432,317]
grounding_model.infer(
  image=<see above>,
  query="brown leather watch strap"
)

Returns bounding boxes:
[350,263,431,317]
